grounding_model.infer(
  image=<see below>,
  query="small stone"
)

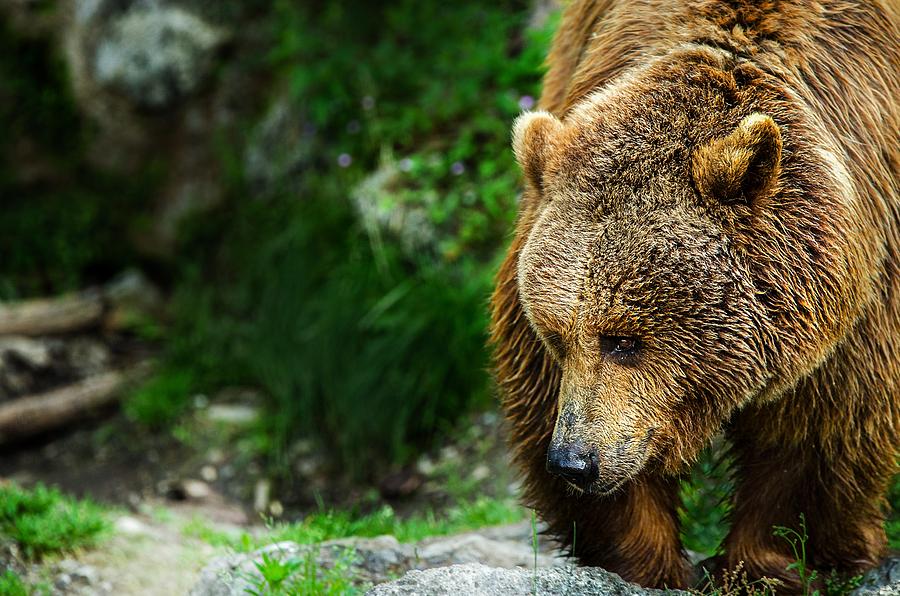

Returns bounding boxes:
[0,337,52,369]
[182,479,211,500]
[200,465,218,482]
[253,479,271,512]
[207,448,226,464]
[269,500,284,517]
[295,456,321,477]
[470,464,490,482]
[205,403,260,425]
[104,269,163,316]
[115,515,150,536]
[416,456,435,476]
[439,446,460,462]
[166,479,211,501]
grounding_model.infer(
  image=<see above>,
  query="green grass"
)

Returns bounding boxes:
[0,483,108,560]
[0,571,28,596]
[186,496,524,552]
[186,496,523,595]
[243,548,361,596]
[124,368,197,429]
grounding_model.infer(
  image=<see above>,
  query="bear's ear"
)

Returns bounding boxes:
[512,111,563,192]
[692,113,782,206]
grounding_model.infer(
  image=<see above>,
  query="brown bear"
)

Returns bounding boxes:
[491,0,899,591]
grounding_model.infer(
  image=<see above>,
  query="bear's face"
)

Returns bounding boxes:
[512,89,787,493]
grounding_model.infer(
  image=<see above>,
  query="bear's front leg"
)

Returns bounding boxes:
[721,403,891,592]
[532,472,692,589]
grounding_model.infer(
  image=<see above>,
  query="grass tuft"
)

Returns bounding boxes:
[0,570,28,596]
[0,483,108,560]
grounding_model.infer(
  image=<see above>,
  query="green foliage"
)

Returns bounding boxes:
[124,369,197,428]
[770,514,861,596]
[244,548,361,596]
[694,562,781,596]
[680,447,732,555]
[186,497,523,551]
[0,571,28,596]
[888,474,900,549]
[773,514,816,594]
[264,498,523,547]
[0,17,158,299]
[157,0,556,473]
[0,483,108,560]
[822,570,862,596]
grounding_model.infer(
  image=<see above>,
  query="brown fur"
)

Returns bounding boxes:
[491,0,900,591]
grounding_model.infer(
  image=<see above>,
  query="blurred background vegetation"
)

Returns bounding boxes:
[1,0,552,476]
[0,1,897,592]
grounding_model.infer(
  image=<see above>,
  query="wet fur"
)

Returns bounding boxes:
[491,0,899,590]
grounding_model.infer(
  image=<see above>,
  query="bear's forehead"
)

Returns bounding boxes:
[518,202,731,332]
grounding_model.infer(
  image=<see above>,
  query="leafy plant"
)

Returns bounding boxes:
[693,561,781,596]
[124,368,197,428]
[154,0,558,475]
[680,446,732,555]
[187,496,523,552]
[888,473,900,549]
[243,548,360,596]
[0,570,28,596]
[0,483,108,560]
[772,514,817,594]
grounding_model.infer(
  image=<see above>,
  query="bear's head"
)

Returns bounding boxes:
[509,51,873,495]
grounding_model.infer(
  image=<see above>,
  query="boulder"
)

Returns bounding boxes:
[92,5,227,109]
[854,557,900,595]
[190,522,565,595]
[366,563,684,596]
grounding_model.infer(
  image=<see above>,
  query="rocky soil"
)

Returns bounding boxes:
[190,530,900,596]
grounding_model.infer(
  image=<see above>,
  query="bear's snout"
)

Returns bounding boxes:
[546,441,599,490]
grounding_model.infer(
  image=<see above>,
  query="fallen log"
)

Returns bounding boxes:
[0,289,105,336]
[0,364,150,443]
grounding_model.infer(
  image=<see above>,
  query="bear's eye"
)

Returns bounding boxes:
[600,336,641,360]
[543,332,566,360]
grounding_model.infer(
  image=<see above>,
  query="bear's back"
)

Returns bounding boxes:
[541,0,899,245]
[543,2,897,152]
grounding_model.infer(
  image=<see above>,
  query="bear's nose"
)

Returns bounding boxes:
[546,443,599,489]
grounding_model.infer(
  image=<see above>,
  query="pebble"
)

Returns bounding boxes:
[200,465,218,482]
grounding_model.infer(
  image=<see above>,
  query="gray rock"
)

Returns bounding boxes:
[366,563,685,596]
[203,404,261,426]
[190,524,567,595]
[243,98,315,198]
[104,269,163,316]
[0,335,110,400]
[352,159,441,258]
[854,557,900,595]
[93,5,227,108]
[0,337,53,370]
